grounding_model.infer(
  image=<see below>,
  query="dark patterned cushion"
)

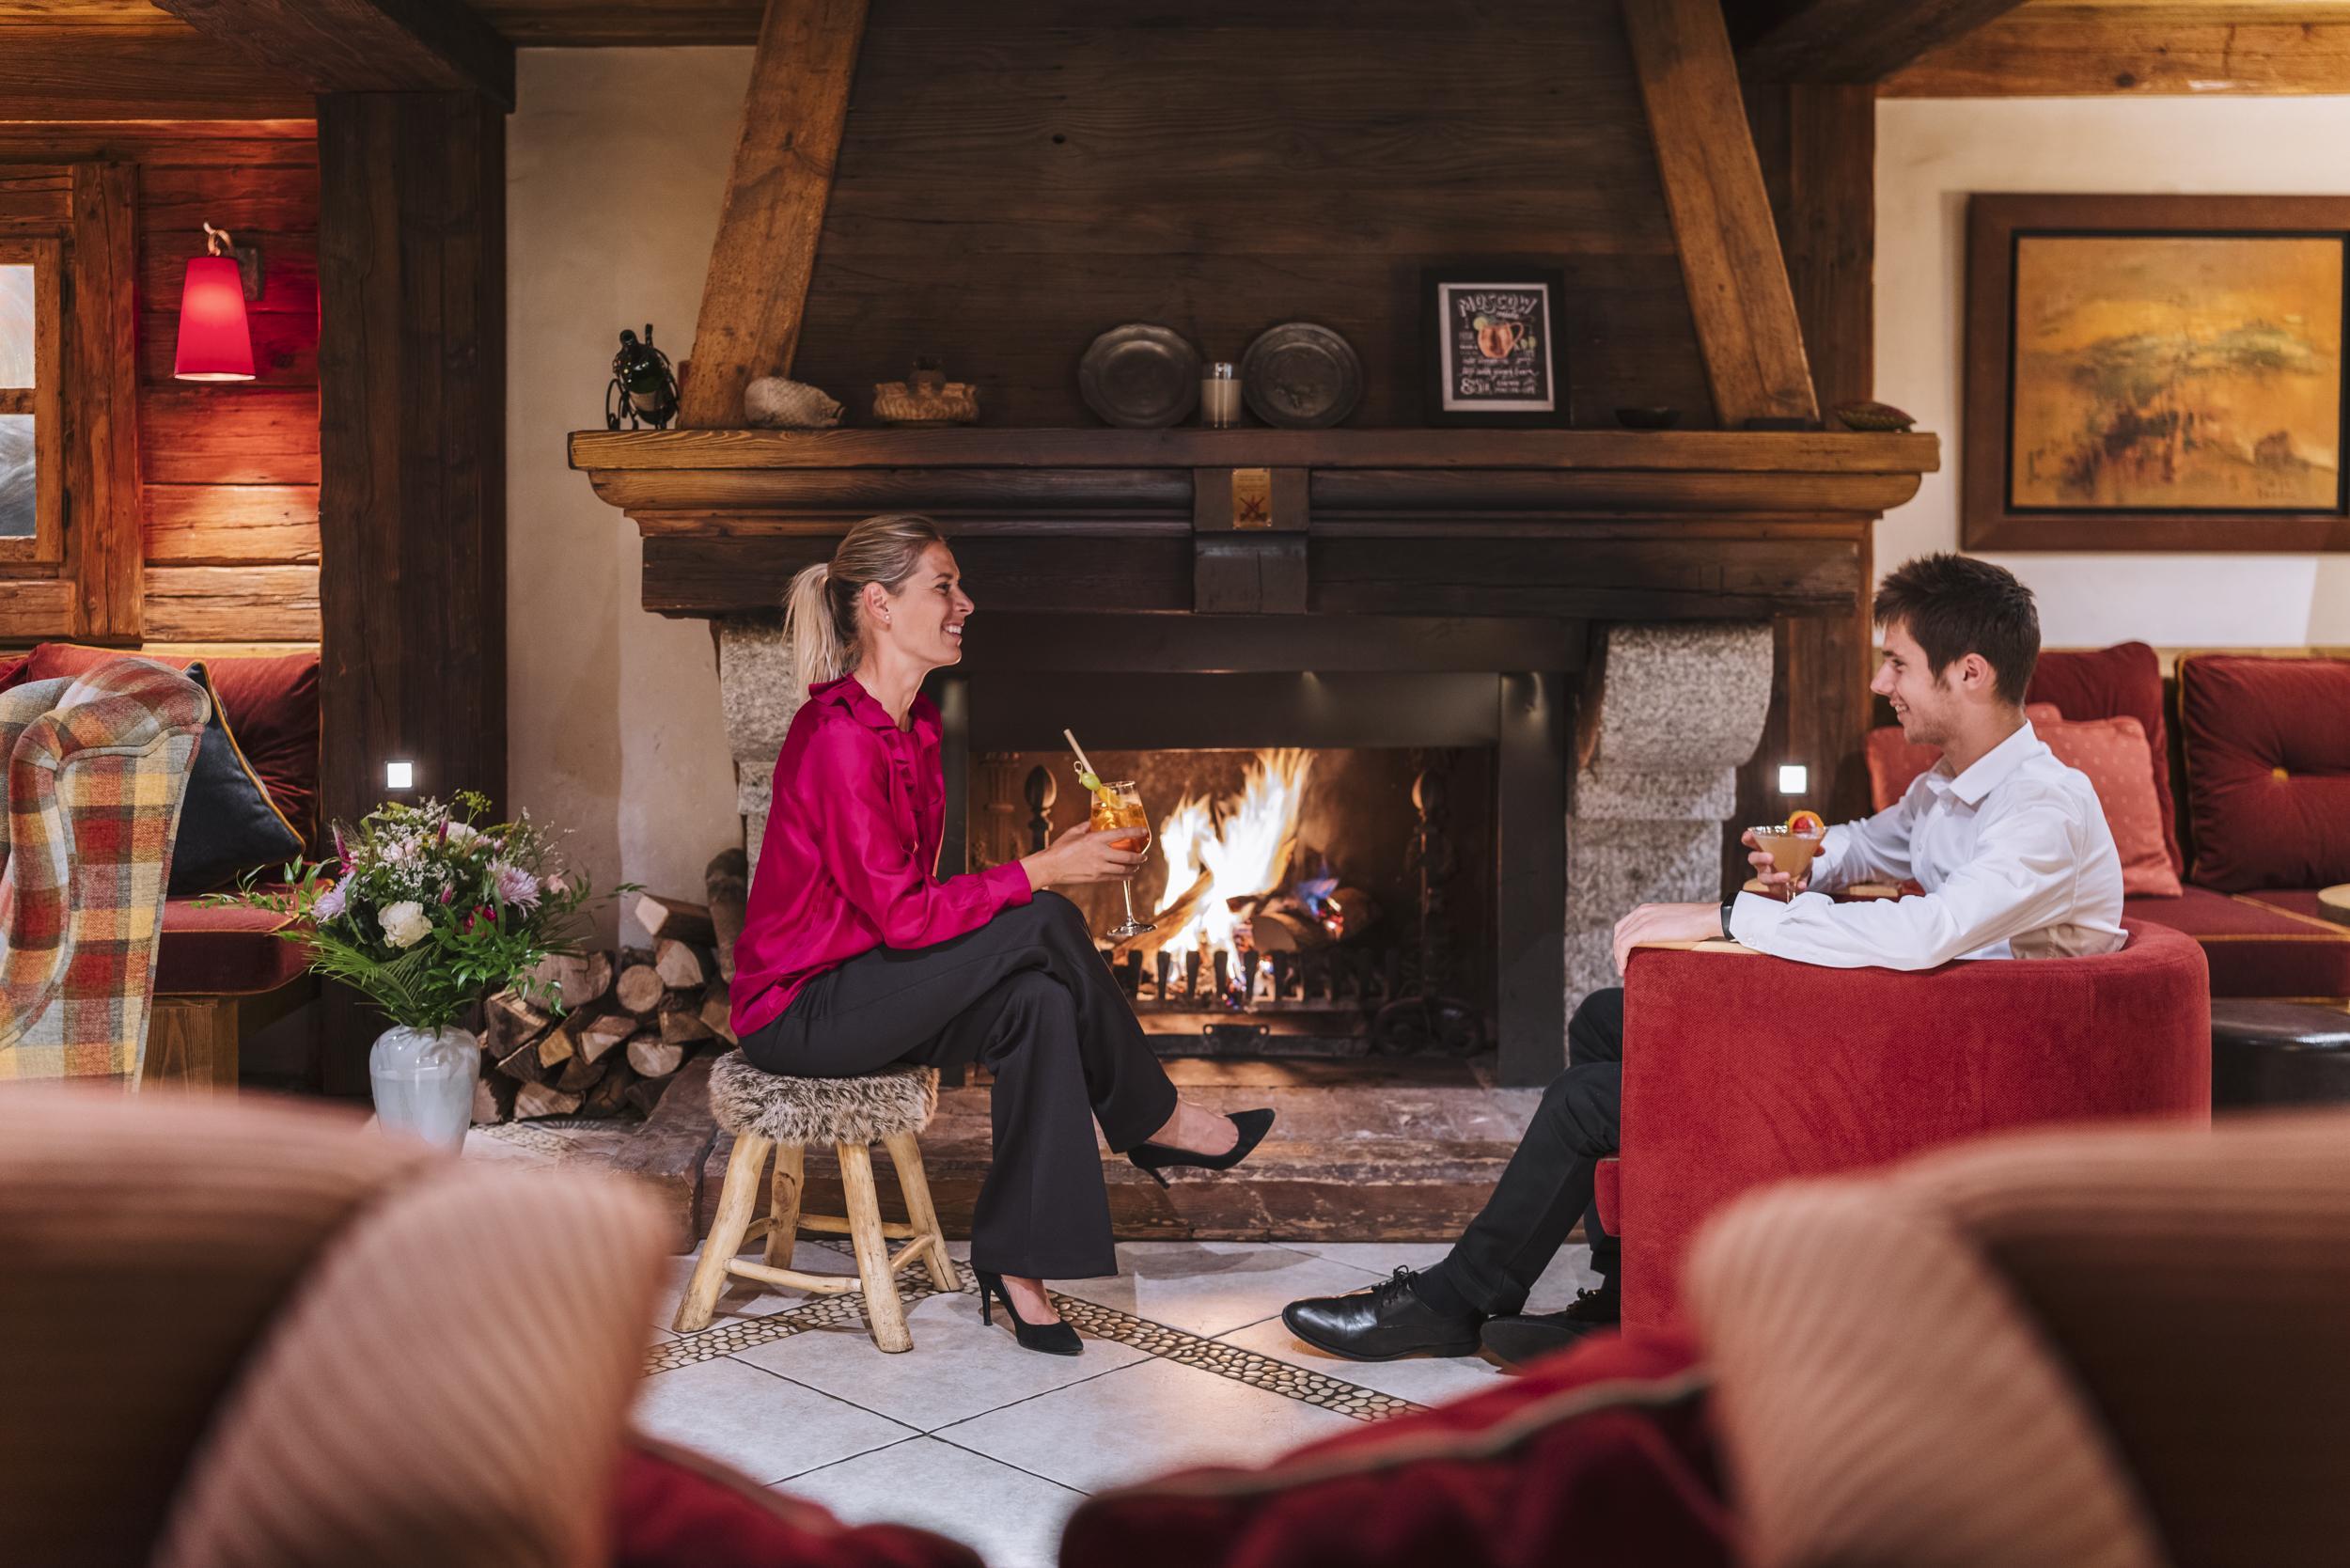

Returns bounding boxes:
[25,643,319,849]
[165,663,305,895]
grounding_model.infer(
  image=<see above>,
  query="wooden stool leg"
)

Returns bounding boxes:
[764,1142,805,1268]
[673,1130,769,1333]
[884,1131,960,1294]
[838,1141,913,1353]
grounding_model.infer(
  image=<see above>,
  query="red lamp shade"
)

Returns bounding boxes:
[173,255,256,382]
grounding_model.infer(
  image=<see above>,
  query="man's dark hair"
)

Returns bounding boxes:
[1872,554,2039,706]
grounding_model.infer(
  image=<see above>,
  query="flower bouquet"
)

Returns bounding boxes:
[216,791,633,1148]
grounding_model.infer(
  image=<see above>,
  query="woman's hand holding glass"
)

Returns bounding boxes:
[1020,824,1148,891]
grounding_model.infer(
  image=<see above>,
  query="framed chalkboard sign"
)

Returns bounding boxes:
[1422,266,1567,427]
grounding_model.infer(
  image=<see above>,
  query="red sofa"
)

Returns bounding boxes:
[1596,918,2211,1330]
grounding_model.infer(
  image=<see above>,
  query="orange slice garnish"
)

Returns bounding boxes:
[1784,808,1825,838]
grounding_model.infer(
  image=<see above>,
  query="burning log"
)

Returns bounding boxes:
[1113,869,1213,955]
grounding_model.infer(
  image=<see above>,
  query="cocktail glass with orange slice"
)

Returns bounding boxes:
[1748,808,1826,902]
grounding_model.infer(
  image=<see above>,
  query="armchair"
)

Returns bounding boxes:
[0,658,209,1085]
[1606,918,2212,1328]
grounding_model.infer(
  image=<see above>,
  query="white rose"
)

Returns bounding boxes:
[379,900,431,949]
[445,822,479,846]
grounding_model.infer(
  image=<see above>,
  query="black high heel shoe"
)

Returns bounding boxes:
[975,1270,1082,1356]
[1126,1107,1276,1188]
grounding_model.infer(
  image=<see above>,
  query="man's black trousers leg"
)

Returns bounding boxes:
[738,892,1180,1279]
[1416,987,1623,1318]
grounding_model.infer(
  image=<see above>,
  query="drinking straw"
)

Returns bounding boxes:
[1062,728,1099,782]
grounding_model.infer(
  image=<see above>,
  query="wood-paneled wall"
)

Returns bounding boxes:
[0,121,321,651]
[791,0,1716,430]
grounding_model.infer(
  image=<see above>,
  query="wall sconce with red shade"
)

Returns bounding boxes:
[173,222,264,383]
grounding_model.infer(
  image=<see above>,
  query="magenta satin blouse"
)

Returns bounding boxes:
[729,674,1034,1040]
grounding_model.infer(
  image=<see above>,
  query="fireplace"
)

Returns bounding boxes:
[976,732,1501,1064]
[574,425,1930,1086]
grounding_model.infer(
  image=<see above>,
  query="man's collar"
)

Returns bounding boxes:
[1942,718,2042,807]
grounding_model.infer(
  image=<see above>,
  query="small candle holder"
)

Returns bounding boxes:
[1199,361,1243,428]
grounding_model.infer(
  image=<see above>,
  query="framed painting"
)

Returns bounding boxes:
[1422,266,1567,428]
[1964,195,2350,552]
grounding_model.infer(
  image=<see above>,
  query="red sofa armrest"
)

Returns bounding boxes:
[1615,920,2211,1329]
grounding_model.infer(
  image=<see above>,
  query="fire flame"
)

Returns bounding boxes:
[1153,748,1314,964]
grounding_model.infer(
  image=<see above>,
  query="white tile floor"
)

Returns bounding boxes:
[631,1233,1603,1568]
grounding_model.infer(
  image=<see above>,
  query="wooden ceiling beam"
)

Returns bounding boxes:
[1885,15,2350,95]
[0,27,313,120]
[1732,0,2036,82]
[676,0,869,429]
[1623,0,1819,428]
[151,0,516,109]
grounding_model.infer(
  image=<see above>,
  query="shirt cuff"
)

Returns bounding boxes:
[1728,888,1792,949]
[980,858,1035,907]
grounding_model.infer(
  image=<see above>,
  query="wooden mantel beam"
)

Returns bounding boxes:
[151,0,517,109]
[1622,0,1819,428]
[1885,14,2350,96]
[1730,0,2034,83]
[676,0,870,429]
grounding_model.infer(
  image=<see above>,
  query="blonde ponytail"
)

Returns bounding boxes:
[782,512,948,697]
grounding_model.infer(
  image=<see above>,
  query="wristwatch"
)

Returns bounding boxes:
[1719,902,1735,942]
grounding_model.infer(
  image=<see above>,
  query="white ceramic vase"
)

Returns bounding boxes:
[369,1024,481,1152]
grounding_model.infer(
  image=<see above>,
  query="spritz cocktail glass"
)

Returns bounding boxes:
[1091,779,1155,939]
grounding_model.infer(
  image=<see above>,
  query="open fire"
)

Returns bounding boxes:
[1152,747,1314,970]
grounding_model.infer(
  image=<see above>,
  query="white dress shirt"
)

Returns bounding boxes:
[1729,719,2126,970]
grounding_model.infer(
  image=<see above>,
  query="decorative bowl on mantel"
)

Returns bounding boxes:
[1078,323,1202,429]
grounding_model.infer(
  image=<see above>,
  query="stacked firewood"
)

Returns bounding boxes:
[471,851,750,1124]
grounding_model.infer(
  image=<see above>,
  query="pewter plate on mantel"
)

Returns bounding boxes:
[1078,323,1202,429]
[1241,321,1362,430]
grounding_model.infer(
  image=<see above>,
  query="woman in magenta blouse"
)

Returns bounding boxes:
[730,514,1273,1356]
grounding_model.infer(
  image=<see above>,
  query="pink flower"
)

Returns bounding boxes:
[493,860,540,910]
[314,874,351,921]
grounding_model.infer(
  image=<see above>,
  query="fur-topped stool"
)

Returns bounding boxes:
[673,1052,959,1353]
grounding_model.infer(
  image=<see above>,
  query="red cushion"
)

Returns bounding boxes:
[24,643,320,849]
[1059,1329,1729,1568]
[2043,714,2181,898]
[2124,886,2350,1000]
[1866,704,2062,810]
[2180,654,2350,893]
[611,1437,982,1568]
[0,652,26,693]
[2029,642,2184,873]
[154,894,310,996]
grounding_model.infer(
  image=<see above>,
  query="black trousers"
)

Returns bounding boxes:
[1419,987,1623,1318]
[737,891,1180,1279]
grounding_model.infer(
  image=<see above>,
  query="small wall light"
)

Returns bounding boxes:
[172,223,261,383]
[384,760,415,791]
[1777,763,1810,795]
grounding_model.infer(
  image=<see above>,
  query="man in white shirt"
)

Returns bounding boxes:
[1283,555,2126,1368]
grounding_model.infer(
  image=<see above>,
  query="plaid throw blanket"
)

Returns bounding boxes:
[0,657,209,1084]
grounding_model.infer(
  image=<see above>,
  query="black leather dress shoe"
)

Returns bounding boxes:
[1479,1282,1621,1370]
[1280,1267,1483,1362]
